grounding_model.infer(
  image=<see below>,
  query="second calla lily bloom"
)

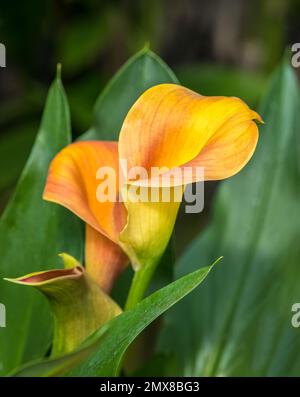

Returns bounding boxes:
[44,84,262,302]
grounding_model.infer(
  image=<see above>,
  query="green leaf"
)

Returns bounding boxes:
[157,60,300,376]
[12,260,219,377]
[80,46,178,141]
[0,73,83,375]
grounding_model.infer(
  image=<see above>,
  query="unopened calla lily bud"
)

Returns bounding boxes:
[5,254,121,356]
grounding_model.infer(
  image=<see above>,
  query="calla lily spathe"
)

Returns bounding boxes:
[43,84,262,296]
[6,253,122,355]
[43,141,128,292]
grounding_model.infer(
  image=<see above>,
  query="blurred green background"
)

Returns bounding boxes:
[0,0,299,249]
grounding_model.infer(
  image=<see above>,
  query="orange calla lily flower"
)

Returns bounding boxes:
[44,84,262,299]
[44,141,129,292]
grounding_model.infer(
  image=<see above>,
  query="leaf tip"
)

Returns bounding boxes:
[143,42,151,51]
[139,42,151,56]
[58,253,81,269]
[213,256,224,267]
[56,63,62,80]
[3,277,22,285]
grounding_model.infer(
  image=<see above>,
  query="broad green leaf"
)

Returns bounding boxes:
[157,61,300,376]
[0,73,83,375]
[80,46,178,141]
[13,261,219,376]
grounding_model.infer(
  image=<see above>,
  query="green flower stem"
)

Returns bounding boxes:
[125,260,159,310]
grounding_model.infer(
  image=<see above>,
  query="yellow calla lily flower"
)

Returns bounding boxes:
[43,83,262,303]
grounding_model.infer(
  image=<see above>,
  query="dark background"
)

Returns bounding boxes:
[0,0,299,249]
